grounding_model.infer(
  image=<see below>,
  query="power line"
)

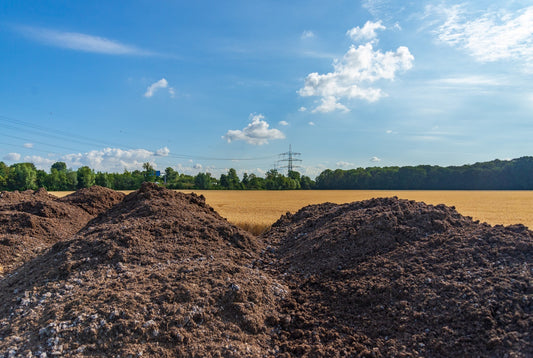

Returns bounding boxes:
[0,114,277,162]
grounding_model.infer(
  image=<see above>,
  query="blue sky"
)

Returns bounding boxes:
[1,0,532,178]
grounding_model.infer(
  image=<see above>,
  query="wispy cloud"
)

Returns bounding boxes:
[23,143,34,148]
[433,75,504,86]
[429,5,533,70]
[336,161,355,168]
[301,30,315,39]
[278,120,289,126]
[223,114,285,145]
[3,153,21,161]
[144,78,175,98]
[370,156,381,162]
[16,25,154,55]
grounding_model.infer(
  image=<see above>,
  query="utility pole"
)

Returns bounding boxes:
[278,144,302,175]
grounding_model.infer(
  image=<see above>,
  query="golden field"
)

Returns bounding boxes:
[52,190,533,235]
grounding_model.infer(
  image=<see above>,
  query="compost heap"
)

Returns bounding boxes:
[0,186,531,357]
[0,183,286,357]
[0,186,124,272]
[264,198,532,357]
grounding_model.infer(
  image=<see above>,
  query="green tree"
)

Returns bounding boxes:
[95,172,112,188]
[142,162,156,182]
[77,166,95,188]
[51,161,67,173]
[7,163,38,191]
[194,172,213,189]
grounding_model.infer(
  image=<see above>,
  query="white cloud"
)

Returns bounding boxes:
[312,96,350,113]
[3,153,21,161]
[298,41,414,113]
[346,20,386,42]
[193,163,203,169]
[59,147,169,171]
[336,161,355,168]
[23,155,54,169]
[144,78,174,98]
[386,129,393,134]
[155,147,170,156]
[308,121,316,126]
[301,30,315,39]
[431,5,533,69]
[278,120,289,126]
[17,25,152,55]
[223,114,285,145]
[370,156,381,162]
[434,75,504,86]
[23,143,34,148]
[298,106,307,112]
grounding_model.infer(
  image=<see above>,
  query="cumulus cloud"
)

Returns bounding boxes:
[223,114,285,145]
[346,20,386,42]
[155,146,170,156]
[16,25,152,55]
[58,147,169,171]
[431,5,533,69]
[193,163,203,169]
[278,120,289,126]
[386,129,393,134]
[308,121,316,126]
[298,36,414,113]
[370,156,381,162]
[23,143,34,148]
[3,153,21,161]
[144,78,175,98]
[336,161,355,168]
[23,155,54,169]
[298,106,307,112]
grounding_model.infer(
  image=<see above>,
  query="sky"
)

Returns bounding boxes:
[1,0,532,178]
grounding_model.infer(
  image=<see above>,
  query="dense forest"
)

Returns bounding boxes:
[1,156,532,191]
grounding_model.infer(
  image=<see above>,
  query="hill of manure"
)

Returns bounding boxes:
[0,183,286,357]
[0,186,124,272]
[0,188,531,357]
[263,197,532,357]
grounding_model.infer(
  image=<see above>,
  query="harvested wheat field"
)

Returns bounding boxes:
[2,184,532,357]
[179,190,533,235]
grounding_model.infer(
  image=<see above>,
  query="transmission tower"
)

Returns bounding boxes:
[278,144,302,175]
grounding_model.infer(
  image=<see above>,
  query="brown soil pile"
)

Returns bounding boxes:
[0,186,124,272]
[0,183,287,357]
[264,197,532,357]
[0,190,531,357]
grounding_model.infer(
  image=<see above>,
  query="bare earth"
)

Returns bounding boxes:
[51,190,533,230]
[1,185,531,356]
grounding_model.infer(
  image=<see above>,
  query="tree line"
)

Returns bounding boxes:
[0,161,315,191]
[315,157,533,190]
[1,156,532,192]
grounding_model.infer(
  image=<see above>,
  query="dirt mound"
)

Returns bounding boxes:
[59,185,125,216]
[264,197,533,357]
[0,183,287,357]
[0,186,125,273]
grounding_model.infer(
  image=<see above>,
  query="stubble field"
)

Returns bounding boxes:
[52,190,533,234]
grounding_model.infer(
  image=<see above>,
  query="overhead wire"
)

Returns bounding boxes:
[0,114,278,162]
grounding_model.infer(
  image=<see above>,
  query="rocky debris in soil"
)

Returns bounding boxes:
[0,183,287,357]
[264,197,533,357]
[0,186,124,273]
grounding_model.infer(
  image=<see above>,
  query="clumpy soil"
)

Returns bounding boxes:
[264,198,532,357]
[0,187,531,357]
[0,186,124,272]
